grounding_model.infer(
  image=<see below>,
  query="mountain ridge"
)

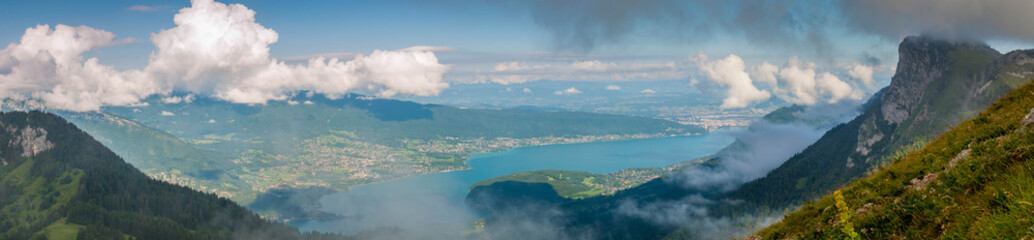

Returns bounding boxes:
[0,111,346,240]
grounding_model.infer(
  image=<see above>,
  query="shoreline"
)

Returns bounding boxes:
[277,130,739,224]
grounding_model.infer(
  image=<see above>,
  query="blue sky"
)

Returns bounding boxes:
[0,0,895,68]
[0,1,544,69]
[2,0,1034,112]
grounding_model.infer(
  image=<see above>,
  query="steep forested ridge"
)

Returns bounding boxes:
[0,111,345,240]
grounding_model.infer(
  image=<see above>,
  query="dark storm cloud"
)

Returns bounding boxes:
[842,0,1034,42]
[493,0,1034,55]
[491,0,838,57]
[494,0,839,55]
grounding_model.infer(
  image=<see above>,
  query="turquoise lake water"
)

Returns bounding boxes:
[291,131,736,235]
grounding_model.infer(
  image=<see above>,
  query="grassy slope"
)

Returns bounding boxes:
[758,82,1034,239]
[0,159,84,239]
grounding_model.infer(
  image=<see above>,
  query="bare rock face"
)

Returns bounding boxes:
[2,122,55,157]
[1021,107,1034,132]
[854,36,1016,166]
[1024,107,1034,125]
[855,118,883,157]
[880,36,951,125]
[879,36,1000,125]
[16,127,53,157]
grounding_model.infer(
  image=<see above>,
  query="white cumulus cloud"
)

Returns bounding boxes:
[776,57,820,105]
[695,54,771,109]
[605,85,621,90]
[817,72,856,104]
[749,62,780,88]
[161,94,195,104]
[146,0,450,104]
[0,24,162,112]
[160,111,175,116]
[0,0,451,111]
[773,57,865,105]
[847,63,875,88]
[696,53,869,108]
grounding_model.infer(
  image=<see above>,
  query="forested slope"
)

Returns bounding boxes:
[0,111,345,240]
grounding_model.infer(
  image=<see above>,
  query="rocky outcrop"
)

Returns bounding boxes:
[879,36,1000,125]
[857,37,1030,164]
[855,118,883,157]
[1021,107,1034,132]
[14,127,53,157]
[1,121,55,157]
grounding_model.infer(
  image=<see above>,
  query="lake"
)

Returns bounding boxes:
[290,131,736,235]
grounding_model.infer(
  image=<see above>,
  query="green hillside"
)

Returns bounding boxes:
[0,111,345,240]
[57,112,248,199]
[757,81,1034,239]
[60,112,225,174]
